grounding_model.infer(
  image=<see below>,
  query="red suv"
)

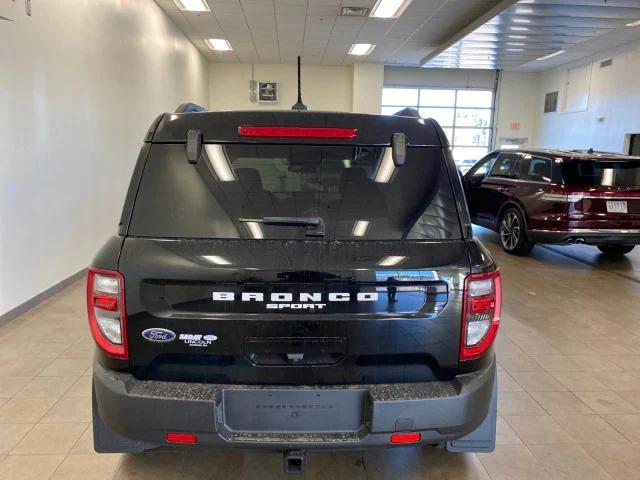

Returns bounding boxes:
[463,149,640,256]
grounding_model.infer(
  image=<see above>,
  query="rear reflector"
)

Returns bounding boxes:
[166,432,198,444]
[238,126,358,139]
[390,432,421,444]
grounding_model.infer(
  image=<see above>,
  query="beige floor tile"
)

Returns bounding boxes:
[583,443,640,480]
[510,371,567,392]
[530,355,583,372]
[504,415,575,445]
[495,415,522,445]
[566,355,624,373]
[70,424,94,454]
[39,359,92,377]
[0,357,51,377]
[477,445,548,480]
[0,377,31,398]
[596,371,640,391]
[616,389,640,409]
[421,449,490,480]
[65,375,92,398]
[601,414,640,442]
[21,342,72,359]
[548,371,610,392]
[0,424,34,454]
[51,453,123,480]
[41,396,92,423]
[11,422,88,455]
[15,376,77,399]
[573,391,638,415]
[497,354,542,373]
[528,444,612,480]
[496,371,523,392]
[529,391,594,415]
[0,454,65,480]
[498,391,547,416]
[58,343,94,361]
[552,415,628,444]
[0,397,57,423]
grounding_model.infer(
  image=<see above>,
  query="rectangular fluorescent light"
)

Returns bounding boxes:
[627,19,640,27]
[512,17,531,24]
[373,148,396,183]
[508,35,527,39]
[377,256,406,267]
[537,50,565,61]
[510,26,529,31]
[206,39,232,51]
[352,220,370,237]
[204,144,236,181]
[348,43,376,56]
[245,221,264,239]
[507,42,525,46]
[370,0,412,18]
[506,48,524,52]
[173,0,209,12]
[202,255,232,265]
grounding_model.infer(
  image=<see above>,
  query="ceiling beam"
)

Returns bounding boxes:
[419,0,520,66]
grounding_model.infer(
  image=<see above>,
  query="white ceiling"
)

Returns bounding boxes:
[153,0,509,65]
[424,0,640,71]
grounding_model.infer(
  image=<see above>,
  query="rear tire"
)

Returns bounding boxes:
[498,208,534,256]
[92,384,145,453]
[597,245,635,256]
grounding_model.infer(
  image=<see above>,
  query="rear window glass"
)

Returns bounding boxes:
[128,144,461,240]
[563,161,640,187]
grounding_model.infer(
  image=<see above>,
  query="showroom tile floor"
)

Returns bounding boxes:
[1,228,640,479]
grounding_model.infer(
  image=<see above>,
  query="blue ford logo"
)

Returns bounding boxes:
[141,328,176,343]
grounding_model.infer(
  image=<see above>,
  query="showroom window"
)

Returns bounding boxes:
[381,87,494,167]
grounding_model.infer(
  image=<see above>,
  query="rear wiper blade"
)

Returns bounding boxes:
[239,217,325,237]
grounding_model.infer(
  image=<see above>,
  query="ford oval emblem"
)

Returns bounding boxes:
[141,328,176,343]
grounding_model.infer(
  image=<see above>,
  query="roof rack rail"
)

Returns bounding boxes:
[175,103,207,113]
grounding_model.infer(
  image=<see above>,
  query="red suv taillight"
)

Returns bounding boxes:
[460,270,501,361]
[87,267,128,359]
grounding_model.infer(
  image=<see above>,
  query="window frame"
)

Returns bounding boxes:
[521,155,554,184]
[381,86,495,166]
[488,153,522,179]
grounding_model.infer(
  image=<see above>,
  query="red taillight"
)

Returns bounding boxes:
[87,267,128,359]
[390,432,421,444]
[166,432,198,444]
[460,270,501,361]
[238,126,358,139]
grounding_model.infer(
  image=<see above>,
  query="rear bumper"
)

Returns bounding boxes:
[93,356,496,451]
[529,228,640,245]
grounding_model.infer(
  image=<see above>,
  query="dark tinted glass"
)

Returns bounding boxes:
[522,157,552,183]
[489,154,520,178]
[128,144,461,240]
[562,161,640,187]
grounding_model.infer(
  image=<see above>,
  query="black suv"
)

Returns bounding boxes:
[88,106,500,469]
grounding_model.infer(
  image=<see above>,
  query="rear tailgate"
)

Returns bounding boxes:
[563,159,640,229]
[120,238,469,385]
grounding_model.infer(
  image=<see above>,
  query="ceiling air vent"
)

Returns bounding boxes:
[340,6,370,16]
[600,59,613,68]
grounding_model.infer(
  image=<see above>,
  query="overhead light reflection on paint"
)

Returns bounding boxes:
[205,144,237,181]
[202,255,232,265]
[536,50,565,61]
[377,256,406,267]
[352,220,370,237]
[373,147,396,183]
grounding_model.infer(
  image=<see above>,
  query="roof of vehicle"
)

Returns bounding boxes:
[496,148,640,161]
[148,110,448,147]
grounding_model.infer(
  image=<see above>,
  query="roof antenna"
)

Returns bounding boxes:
[291,56,308,111]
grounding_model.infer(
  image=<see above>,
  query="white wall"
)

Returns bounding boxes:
[384,67,497,89]
[495,72,540,149]
[534,40,640,152]
[209,63,353,112]
[0,0,208,316]
[352,63,384,114]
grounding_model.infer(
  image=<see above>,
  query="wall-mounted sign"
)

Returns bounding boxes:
[258,82,278,103]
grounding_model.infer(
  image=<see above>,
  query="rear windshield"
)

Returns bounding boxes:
[128,144,461,240]
[563,161,640,187]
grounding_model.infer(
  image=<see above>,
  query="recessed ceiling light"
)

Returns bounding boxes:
[507,42,525,46]
[627,19,640,27]
[508,35,527,39]
[370,0,413,18]
[515,8,534,14]
[173,0,209,12]
[510,26,529,31]
[507,48,524,52]
[206,38,232,51]
[537,50,565,61]
[349,43,376,55]
[512,17,531,24]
